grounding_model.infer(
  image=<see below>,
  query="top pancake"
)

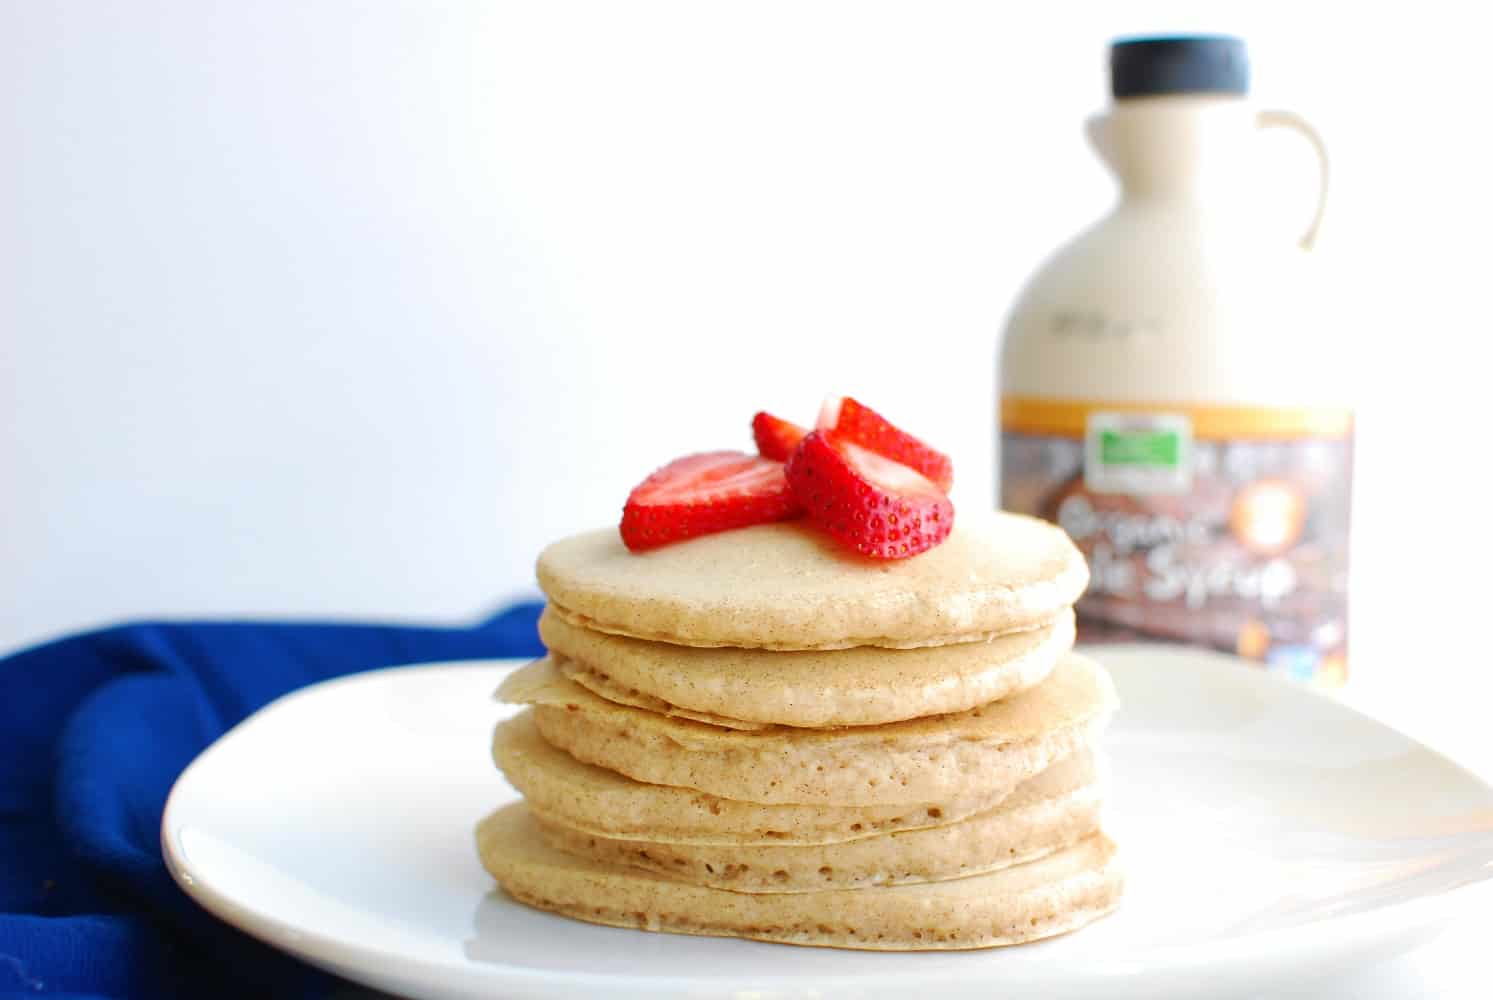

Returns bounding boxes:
[536,511,1088,650]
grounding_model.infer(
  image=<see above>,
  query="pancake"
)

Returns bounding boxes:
[477,803,1123,950]
[535,749,1104,893]
[552,655,771,731]
[541,606,1074,728]
[498,654,1116,806]
[535,512,1088,650]
[492,713,1032,845]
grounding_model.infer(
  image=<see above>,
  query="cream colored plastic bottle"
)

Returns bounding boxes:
[998,36,1351,684]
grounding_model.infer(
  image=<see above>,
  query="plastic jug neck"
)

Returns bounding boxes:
[1088,95,1255,200]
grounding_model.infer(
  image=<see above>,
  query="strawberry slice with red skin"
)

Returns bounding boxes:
[751,411,808,462]
[620,451,801,551]
[817,396,954,492]
[785,430,954,559]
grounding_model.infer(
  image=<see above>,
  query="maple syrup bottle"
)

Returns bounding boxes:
[998,36,1350,684]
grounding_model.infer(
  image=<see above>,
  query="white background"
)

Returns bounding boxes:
[3,0,1489,724]
[5,5,1493,993]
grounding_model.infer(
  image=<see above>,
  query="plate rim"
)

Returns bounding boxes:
[161,650,1493,996]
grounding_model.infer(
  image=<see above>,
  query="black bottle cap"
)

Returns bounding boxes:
[1110,35,1249,99]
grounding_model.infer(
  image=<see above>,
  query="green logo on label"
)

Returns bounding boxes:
[1098,429,1181,468]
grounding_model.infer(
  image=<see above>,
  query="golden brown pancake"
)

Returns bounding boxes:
[541,606,1074,728]
[498,654,1116,806]
[534,748,1105,892]
[535,512,1088,650]
[492,713,1040,845]
[477,803,1123,951]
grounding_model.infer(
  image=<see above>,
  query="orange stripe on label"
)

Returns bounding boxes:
[1001,396,1354,440]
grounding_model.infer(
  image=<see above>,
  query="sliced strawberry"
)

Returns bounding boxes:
[620,451,801,551]
[785,431,954,559]
[817,396,953,492]
[751,411,808,462]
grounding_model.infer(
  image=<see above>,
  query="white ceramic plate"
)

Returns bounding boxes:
[162,645,1493,1000]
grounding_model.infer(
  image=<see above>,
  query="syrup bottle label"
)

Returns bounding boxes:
[1000,397,1353,685]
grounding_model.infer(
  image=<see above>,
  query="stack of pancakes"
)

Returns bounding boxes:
[477,510,1123,950]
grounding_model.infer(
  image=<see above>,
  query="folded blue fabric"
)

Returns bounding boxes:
[0,604,545,1000]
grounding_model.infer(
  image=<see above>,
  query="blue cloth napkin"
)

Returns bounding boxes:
[0,603,545,1000]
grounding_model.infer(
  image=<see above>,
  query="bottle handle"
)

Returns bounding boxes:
[1084,113,1110,160]
[1257,109,1329,250]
